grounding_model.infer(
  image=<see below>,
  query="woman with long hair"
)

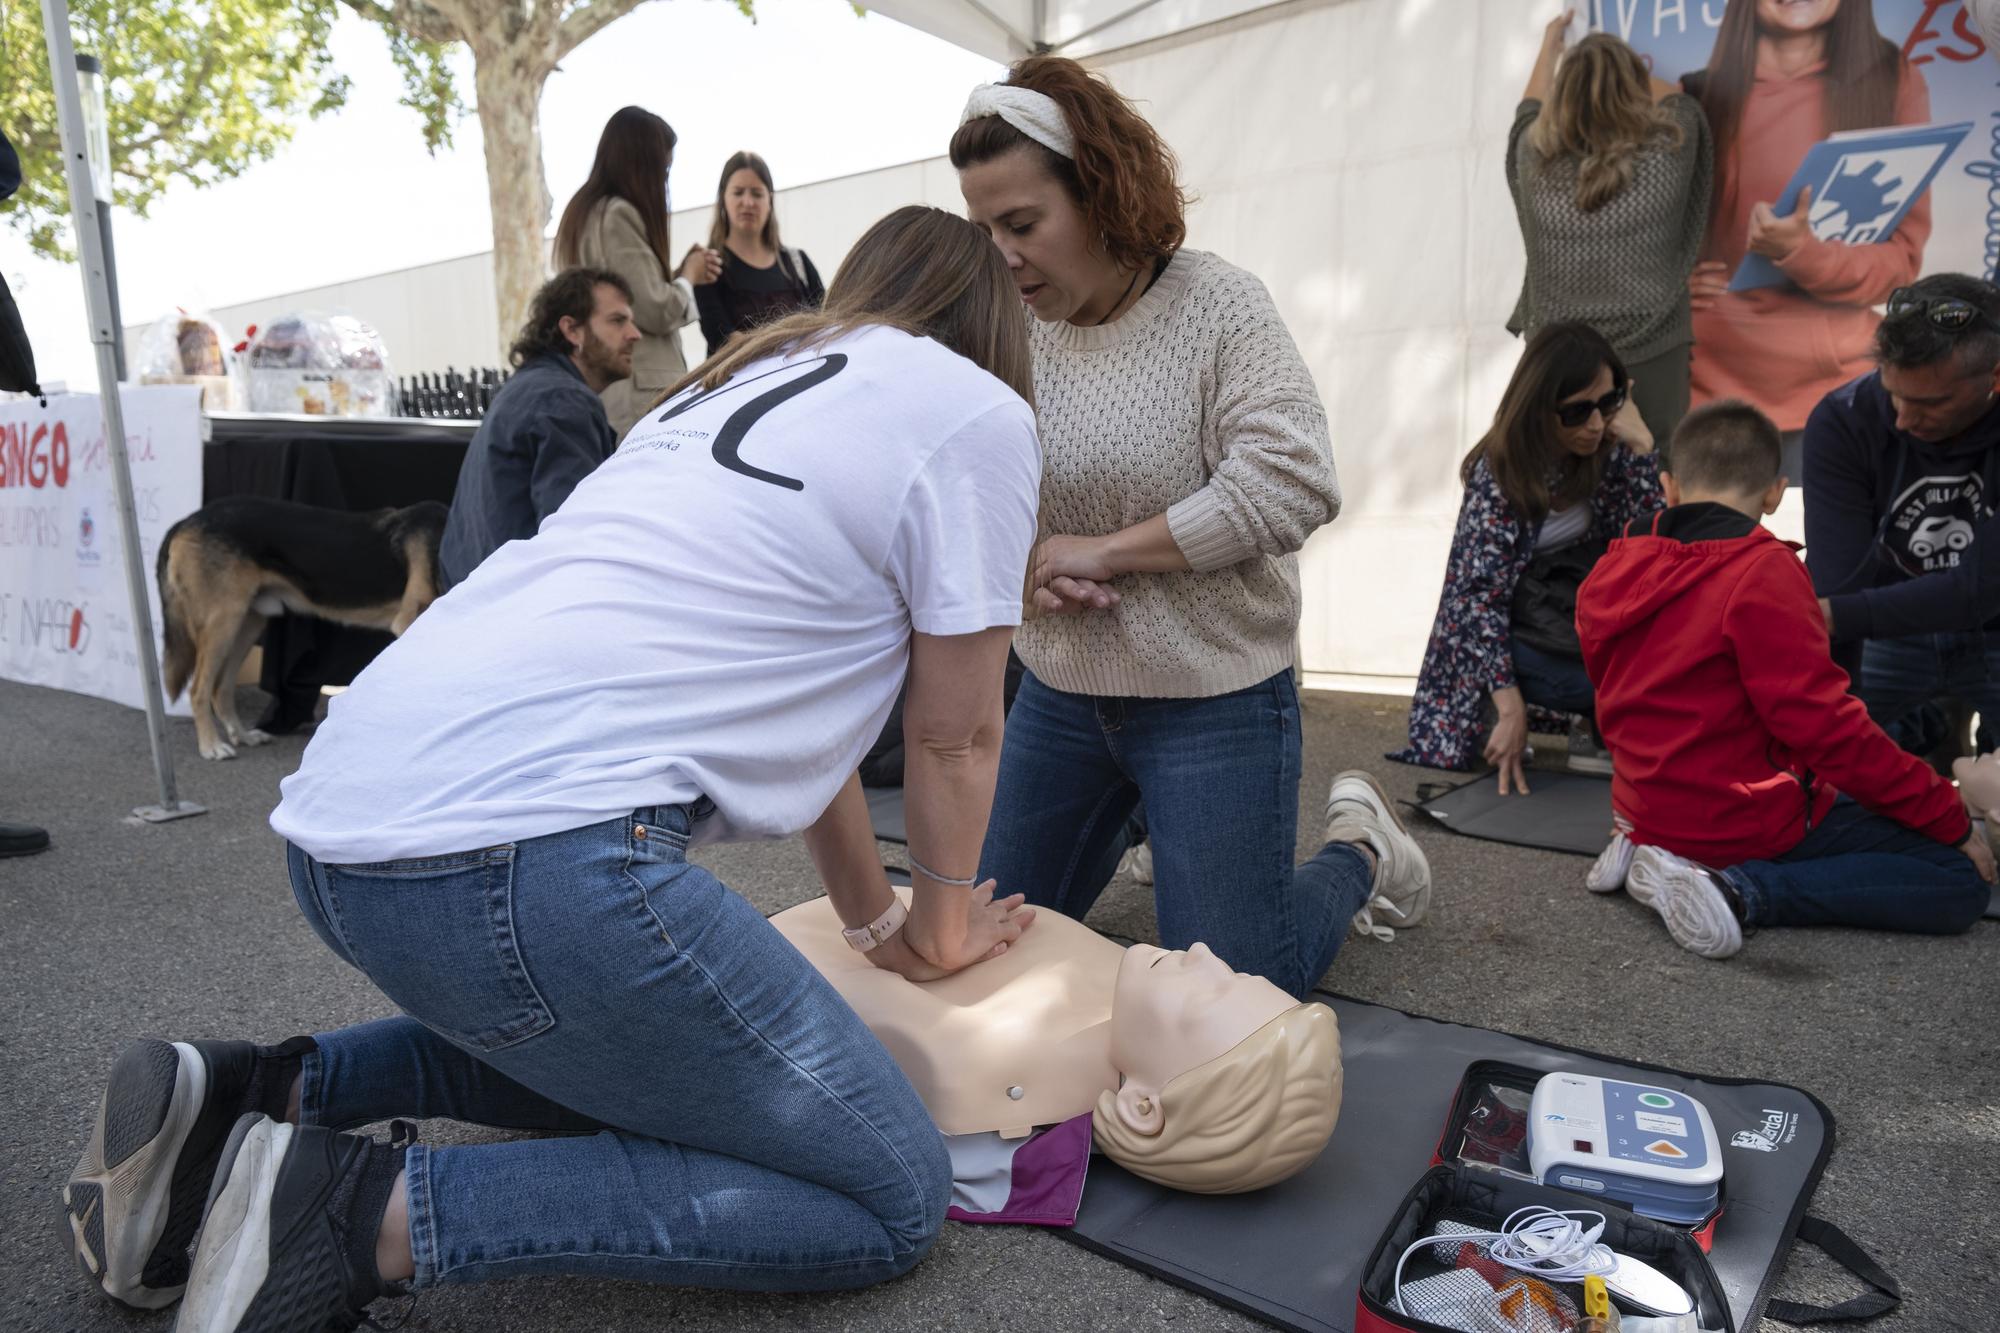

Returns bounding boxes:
[554,106,720,438]
[1393,322,1663,789]
[71,208,1045,1331]
[953,55,1430,1000]
[1684,0,1930,437]
[694,151,826,357]
[1509,20,1712,441]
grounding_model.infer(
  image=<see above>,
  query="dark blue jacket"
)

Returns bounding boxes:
[1803,371,2000,674]
[439,352,618,587]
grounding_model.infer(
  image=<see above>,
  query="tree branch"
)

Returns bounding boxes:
[343,0,466,46]
[122,45,222,156]
[555,0,651,58]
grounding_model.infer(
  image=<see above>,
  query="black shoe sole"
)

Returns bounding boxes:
[63,1040,210,1309]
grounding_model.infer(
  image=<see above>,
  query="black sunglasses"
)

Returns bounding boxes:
[1555,387,1627,429]
[1886,287,2000,335]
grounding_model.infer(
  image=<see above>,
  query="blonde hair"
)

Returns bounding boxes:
[662,205,1033,406]
[1092,1003,1343,1194]
[1527,33,1684,213]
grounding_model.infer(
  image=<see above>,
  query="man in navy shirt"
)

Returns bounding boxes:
[439,267,643,587]
[1804,274,2000,746]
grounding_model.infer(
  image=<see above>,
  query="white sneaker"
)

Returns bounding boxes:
[1116,841,1154,885]
[1587,820,1635,893]
[1628,845,1743,959]
[1324,770,1432,940]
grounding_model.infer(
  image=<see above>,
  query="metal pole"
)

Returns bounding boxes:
[40,0,204,823]
[74,53,126,381]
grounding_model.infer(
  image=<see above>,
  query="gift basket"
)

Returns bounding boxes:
[243,312,394,417]
[136,309,240,410]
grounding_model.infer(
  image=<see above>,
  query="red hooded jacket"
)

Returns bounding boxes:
[1577,504,1968,867]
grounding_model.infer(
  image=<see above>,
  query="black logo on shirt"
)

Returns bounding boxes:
[650,354,848,492]
[1885,472,1986,574]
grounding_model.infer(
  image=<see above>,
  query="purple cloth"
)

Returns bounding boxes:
[946,1112,1095,1228]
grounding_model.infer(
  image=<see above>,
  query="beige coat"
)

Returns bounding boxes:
[574,196,695,436]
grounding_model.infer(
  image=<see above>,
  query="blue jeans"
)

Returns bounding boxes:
[1718,797,1987,934]
[1858,631,2000,753]
[979,669,1375,999]
[1510,636,1595,717]
[284,803,950,1292]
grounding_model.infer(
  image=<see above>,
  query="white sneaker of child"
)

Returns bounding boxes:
[1587,829,1635,893]
[1628,845,1744,959]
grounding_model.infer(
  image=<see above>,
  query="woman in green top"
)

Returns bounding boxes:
[1508,19,1713,445]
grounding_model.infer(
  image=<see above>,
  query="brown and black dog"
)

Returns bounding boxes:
[156,497,448,759]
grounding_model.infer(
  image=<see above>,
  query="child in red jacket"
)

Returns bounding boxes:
[1577,401,1994,959]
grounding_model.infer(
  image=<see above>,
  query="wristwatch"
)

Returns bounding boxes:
[842,897,909,953]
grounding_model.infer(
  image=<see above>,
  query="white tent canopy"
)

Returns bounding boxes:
[863,0,1289,62]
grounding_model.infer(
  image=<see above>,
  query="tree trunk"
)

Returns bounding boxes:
[472,47,555,362]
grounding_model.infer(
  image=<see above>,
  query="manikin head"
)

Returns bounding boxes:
[1094,943,1343,1194]
[1953,751,2000,823]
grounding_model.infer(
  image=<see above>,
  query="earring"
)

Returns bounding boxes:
[1136,1097,1154,1116]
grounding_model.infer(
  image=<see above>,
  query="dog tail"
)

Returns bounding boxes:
[157,525,195,702]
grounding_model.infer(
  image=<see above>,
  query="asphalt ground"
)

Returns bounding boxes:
[4,677,1996,1331]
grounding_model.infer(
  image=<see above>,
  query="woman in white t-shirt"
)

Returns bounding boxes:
[64,208,1043,1330]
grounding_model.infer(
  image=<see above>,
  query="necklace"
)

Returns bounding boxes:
[1084,267,1143,327]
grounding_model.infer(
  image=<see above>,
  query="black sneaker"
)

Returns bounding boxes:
[175,1114,408,1333]
[64,1037,313,1308]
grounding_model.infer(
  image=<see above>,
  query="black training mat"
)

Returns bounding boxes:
[865,786,907,845]
[1062,994,1832,1333]
[1987,887,1999,920]
[1414,769,1612,858]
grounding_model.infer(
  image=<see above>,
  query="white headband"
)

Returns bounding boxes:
[959,83,1076,159]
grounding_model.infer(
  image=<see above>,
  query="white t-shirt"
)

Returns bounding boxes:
[1535,501,1592,552]
[271,326,1040,862]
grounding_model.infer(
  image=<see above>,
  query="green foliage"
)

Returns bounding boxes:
[1,0,351,258]
[381,26,462,153]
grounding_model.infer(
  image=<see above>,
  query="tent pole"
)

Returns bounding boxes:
[39,0,205,823]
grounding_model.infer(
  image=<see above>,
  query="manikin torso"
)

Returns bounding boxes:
[769,892,1295,1138]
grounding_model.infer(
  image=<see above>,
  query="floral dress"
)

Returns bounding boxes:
[1391,446,1663,770]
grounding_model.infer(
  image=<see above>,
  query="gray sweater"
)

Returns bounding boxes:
[1506,94,1713,361]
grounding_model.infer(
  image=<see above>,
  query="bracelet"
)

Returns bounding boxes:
[842,896,908,953]
[906,852,978,887]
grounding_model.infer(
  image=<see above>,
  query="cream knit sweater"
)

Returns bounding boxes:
[1017,249,1339,698]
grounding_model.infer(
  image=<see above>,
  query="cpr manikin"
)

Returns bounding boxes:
[770,894,1342,1194]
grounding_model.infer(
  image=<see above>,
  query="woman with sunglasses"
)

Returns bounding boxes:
[1393,322,1662,790]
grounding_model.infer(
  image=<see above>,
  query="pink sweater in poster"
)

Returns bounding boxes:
[1690,57,1931,431]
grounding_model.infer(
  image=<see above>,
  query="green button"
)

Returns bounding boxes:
[1638,1092,1674,1109]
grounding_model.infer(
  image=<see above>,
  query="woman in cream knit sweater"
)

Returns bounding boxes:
[951,58,1432,998]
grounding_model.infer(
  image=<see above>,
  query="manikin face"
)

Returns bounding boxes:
[569,282,641,385]
[1880,357,2000,443]
[1555,363,1619,458]
[959,145,1121,324]
[724,168,771,240]
[1755,0,1841,36]
[1107,943,1297,1136]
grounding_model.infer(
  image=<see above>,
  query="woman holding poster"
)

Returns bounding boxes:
[1684,0,1930,434]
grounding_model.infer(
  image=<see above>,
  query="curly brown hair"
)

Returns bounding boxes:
[948,55,1187,272]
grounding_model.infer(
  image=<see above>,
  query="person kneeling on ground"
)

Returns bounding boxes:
[1393,321,1660,791]
[63,206,1042,1331]
[1576,400,1994,959]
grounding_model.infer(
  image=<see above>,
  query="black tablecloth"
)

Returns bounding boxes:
[200,413,474,732]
